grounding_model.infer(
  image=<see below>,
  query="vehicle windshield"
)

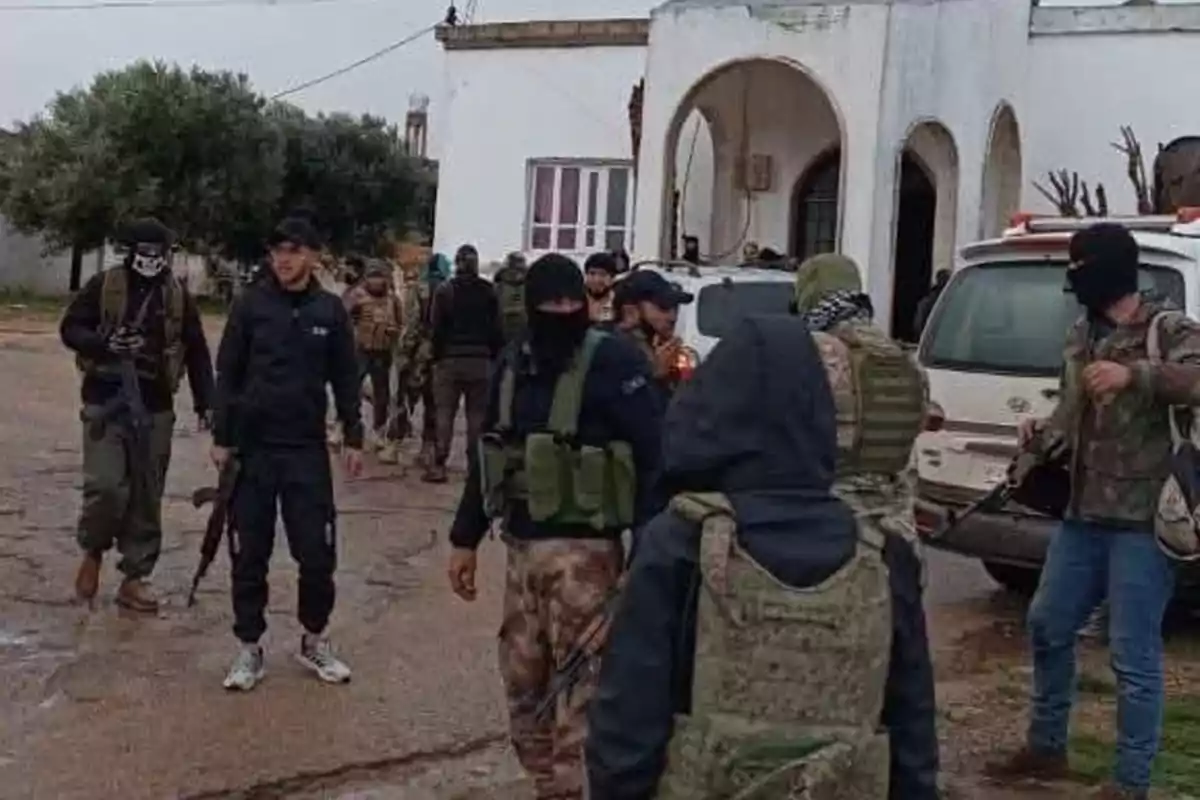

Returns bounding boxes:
[695,281,795,338]
[921,261,1186,377]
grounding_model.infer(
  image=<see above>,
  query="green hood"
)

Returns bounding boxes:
[794,253,864,314]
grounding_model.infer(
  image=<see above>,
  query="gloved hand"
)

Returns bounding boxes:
[106,326,145,356]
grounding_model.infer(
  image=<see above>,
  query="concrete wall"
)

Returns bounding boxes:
[0,218,104,294]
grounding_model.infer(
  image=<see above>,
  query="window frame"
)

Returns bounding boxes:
[524,158,635,255]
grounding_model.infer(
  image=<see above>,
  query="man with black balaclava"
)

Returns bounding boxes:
[61,217,215,613]
[426,243,503,484]
[584,251,618,324]
[445,253,664,800]
[986,223,1200,800]
[681,235,702,266]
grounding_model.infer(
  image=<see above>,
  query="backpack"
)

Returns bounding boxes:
[1148,311,1200,560]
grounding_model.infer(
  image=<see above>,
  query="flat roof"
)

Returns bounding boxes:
[436,18,649,51]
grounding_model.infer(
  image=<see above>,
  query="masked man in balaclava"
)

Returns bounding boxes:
[61,217,215,613]
[446,253,665,800]
[987,223,1200,800]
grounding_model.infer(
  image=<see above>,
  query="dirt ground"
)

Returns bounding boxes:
[0,306,1195,800]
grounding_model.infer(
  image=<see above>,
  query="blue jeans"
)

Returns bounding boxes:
[1026,519,1176,790]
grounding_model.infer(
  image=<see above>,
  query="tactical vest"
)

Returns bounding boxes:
[478,329,636,529]
[828,322,925,478]
[353,291,401,352]
[657,493,893,800]
[76,267,186,392]
[494,270,528,344]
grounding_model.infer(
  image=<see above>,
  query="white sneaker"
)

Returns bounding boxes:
[223,644,265,691]
[296,634,351,684]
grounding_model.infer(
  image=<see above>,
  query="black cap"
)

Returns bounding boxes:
[119,217,175,248]
[584,252,618,275]
[525,253,585,310]
[268,216,322,250]
[614,270,694,310]
[455,243,478,260]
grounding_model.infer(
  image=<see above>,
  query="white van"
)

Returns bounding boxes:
[912,212,1200,593]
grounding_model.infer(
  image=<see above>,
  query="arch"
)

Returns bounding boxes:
[891,119,960,342]
[980,102,1022,239]
[790,146,842,260]
[659,57,845,260]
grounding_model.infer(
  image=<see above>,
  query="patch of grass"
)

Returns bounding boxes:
[1077,670,1117,696]
[194,295,231,316]
[0,288,69,313]
[1069,694,1200,794]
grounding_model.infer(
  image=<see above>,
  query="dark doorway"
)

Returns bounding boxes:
[791,149,841,260]
[891,153,936,342]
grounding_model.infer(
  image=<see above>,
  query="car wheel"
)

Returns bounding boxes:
[983,561,1041,595]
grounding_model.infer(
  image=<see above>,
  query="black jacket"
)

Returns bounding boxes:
[584,315,939,800]
[448,333,665,549]
[212,273,364,451]
[431,273,504,360]
[60,266,215,415]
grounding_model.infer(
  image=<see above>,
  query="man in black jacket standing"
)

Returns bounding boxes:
[211,216,364,692]
[425,243,503,484]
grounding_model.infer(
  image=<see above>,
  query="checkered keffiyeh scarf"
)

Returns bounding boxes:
[802,289,873,332]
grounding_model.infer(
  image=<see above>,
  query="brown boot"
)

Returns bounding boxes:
[115,578,160,614]
[422,463,448,484]
[982,746,1068,783]
[74,551,102,603]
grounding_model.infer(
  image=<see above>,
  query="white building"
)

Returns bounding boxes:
[432,0,1200,338]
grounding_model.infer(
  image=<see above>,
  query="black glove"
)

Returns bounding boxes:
[107,326,145,356]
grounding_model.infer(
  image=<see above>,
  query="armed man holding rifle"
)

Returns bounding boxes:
[61,217,215,614]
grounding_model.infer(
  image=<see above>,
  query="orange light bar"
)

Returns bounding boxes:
[1178,207,1200,224]
[1009,212,1036,228]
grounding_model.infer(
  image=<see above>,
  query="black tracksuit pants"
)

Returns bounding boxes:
[230,446,337,644]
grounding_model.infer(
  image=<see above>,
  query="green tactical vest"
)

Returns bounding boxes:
[657,492,893,800]
[494,268,528,344]
[75,267,186,392]
[831,322,925,478]
[478,329,636,530]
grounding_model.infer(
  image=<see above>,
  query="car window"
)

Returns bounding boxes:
[921,261,1186,377]
[695,281,795,338]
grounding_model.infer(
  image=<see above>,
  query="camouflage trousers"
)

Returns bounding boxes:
[498,535,623,800]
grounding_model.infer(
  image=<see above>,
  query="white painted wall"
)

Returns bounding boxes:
[0,217,104,294]
[1025,6,1200,216]
[433,45,648,262]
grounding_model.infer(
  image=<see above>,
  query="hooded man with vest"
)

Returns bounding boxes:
[447,253,664,800]
[345,259,404,463]
[984,224,1200,800]
[211,215,364,692]
[426,243,504,483]
[791,252,940,800]
[61,217,215,613]
[584,251,618,324]
[494,251,530,345]
[586,314,910,798]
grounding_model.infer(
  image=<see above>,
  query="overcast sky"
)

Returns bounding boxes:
[0,0,1178,135]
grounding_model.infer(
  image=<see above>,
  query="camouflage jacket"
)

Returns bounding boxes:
[1044,299,1200,530]
[396,281,434,390]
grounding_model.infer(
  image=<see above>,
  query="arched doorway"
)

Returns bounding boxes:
[980,104,1022,239]
[791,148,841,260]
[661,58,843,260]
[892,154,936,342]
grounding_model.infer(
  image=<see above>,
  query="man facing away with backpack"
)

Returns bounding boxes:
[986,223,1200,800]
[62,217,215,613]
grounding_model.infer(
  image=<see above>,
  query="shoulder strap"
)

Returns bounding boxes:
[546,329,607,437]
[99,267,126,330]
[497,355,517,432]
[1147,311,1191,446]
[670,492,736,597]
[164,275,184,342]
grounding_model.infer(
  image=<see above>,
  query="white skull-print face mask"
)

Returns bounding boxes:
[130,243,168,279]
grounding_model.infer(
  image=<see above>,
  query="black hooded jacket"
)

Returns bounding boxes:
[584,315,939,800]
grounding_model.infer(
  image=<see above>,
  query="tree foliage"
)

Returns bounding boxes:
[0,60,433,273]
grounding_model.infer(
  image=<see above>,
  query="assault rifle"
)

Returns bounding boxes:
[187,454,241,606]
[936,443,1071,538]
[83,353,153,508]
[533,586,623,721]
